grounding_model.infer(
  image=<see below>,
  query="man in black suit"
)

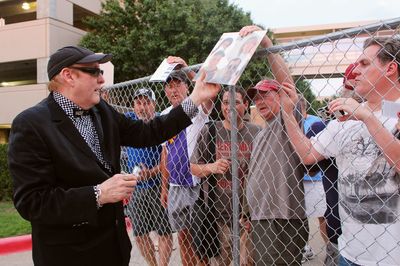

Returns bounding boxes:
[7,46,219,266]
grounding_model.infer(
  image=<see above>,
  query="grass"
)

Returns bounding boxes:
[0,201,31,238]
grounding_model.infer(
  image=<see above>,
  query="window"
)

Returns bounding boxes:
[0,1,37,25]
[0,59,37,87]
[73,4,97,31]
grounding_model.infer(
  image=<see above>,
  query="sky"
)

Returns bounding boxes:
[230,0,400,29]
[230,0,400,97]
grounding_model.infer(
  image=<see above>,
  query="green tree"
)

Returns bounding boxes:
[0,144,12,201]
[80,0,253,82]
[295,78,325,115]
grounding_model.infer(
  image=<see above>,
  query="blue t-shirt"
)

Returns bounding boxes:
[303,115,322,181]
[121,112,162,189]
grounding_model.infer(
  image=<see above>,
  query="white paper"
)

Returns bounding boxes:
[194,30,267,85]
[382,100,400,118]
[150,59,181,82]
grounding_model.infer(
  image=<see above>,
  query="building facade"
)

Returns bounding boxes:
[0,0,103,143]
[0,6,395,143]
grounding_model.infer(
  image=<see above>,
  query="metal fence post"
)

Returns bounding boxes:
[229,85,240,266]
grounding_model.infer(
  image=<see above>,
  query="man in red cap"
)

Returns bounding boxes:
[340,63,362,102]
[240,26,308,265]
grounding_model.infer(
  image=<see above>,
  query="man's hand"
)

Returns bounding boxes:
[279,82,299,114]
[190,71,221,107]
[167,56,196,80]
[167,56,189,68]
[329,98,371,122]
[208,159,230,175]
[239,25,272,49]
[98,174,138,205]
[240,217,251,232]
[137,164,159,181]
[160,186,168,209]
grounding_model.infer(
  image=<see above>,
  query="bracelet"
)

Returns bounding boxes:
[181,97,199,119]
[94,185,102,209]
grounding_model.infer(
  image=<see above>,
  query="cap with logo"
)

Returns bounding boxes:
[47,46,112,80]
[133,88,156,102]
[343,63,358,90]
[247,79,280,100]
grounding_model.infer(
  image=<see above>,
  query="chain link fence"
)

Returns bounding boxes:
[104,18,400,266]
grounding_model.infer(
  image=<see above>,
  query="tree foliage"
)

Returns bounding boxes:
[295,78,326,115]
[0,144,12,201]
[80,0,253,82]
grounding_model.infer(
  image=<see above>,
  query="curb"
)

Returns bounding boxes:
[0,219,131,256]
[0,235,32,255]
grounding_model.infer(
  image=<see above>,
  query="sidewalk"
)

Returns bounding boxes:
[0,218,326,265]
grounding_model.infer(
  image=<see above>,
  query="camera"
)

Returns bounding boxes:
[317,106,345,120]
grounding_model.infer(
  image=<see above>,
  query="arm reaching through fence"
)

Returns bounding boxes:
[239,25,294,85]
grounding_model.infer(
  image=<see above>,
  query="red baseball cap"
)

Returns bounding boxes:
[343,63,358,90]
[247,79,280,100]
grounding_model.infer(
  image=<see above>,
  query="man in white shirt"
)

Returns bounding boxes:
[280,37,400,266]
[160,56,213,266]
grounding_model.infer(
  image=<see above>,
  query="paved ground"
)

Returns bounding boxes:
[0,218,326,265]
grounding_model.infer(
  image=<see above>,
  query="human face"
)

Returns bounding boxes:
[208,54,223,69]
[221,91,248,124]
[227,59,241,72]
[254,90,280,121]
[164,79,189,107]
[67,62,105,109]
[241,39,258,54]
[353,45,390,99]
[344,78,356,90]
[133,96,155,121]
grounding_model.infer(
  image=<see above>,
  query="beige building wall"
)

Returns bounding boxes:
[0,0,103,134]
[271,20,395,77]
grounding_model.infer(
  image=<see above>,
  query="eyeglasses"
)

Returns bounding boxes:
[69,67,104,77]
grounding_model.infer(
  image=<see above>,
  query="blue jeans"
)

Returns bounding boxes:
[339,255,361,266]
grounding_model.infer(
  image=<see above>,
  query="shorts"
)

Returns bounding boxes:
[252,219,309,265]
[126,183,172,237]
[304,180,327,217]
[167,185,200,231]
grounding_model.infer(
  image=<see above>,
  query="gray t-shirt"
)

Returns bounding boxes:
[190,121,261,224]
[247,110,306,220]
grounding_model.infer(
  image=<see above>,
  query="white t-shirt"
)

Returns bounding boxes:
[161,104,209,186]
[311,108,400,266]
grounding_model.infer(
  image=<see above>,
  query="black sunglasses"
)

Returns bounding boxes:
[70,67,104,77]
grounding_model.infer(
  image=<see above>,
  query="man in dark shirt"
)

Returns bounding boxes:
[8,45,220,266]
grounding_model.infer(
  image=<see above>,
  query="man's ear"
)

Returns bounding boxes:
[59,68,74,85]
[386,61,398,78]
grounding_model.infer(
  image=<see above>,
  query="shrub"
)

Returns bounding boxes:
[0,144,12,201]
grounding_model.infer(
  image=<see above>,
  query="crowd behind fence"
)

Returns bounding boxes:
[105,18,400,266]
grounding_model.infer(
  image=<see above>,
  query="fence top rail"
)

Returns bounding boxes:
[105,17,400,90]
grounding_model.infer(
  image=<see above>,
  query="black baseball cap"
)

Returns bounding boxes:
[47,46,112,80]
[166,71,191,86]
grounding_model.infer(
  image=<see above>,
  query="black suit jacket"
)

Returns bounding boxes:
[8,94,192,266]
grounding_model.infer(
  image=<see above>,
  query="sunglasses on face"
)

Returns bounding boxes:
[69,67,104,77]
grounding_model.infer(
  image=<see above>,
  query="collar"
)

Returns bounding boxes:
[53,91,90,118]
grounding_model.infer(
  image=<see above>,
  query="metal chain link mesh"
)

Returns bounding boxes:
[104,18,400,266]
